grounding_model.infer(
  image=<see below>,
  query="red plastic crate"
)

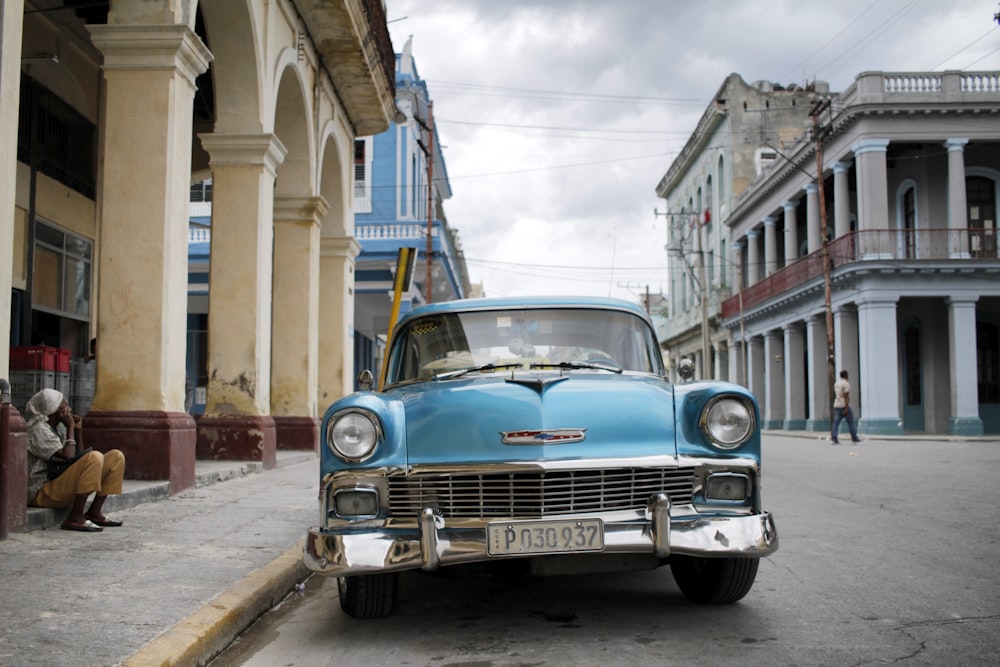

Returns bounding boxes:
[56,348,71,372]
[10,346,63,371]
[10,346,72,372]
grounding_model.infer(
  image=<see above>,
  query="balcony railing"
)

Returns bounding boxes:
[355,221,439,241]
[838,71,1000,107]
[360,0,396,92]
[721,228,999,320]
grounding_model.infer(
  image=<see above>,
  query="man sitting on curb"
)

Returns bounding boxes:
[25,388,126,532]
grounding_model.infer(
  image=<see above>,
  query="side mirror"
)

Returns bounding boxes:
[357,369,374,391]
[677,358,695,381]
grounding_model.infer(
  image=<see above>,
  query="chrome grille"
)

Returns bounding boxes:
[387,467,695,519]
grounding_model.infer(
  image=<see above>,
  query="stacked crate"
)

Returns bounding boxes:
[9,346,71,411]
[70,357,96,415]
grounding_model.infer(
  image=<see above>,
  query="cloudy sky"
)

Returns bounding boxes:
[384,0,1000,303]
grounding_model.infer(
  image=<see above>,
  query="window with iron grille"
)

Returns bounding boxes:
[18,75,95,199]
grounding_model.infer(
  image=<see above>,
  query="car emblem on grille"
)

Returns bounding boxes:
[500,428,587,445]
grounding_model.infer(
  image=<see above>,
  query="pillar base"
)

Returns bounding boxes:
[783,419,808,431]
[857,417,904,436]
[805,418,831,432]
[82,411,197,494]
[1,406,27,536]
[197,415,276,469]
[948,417,984,437]
[273,416,319,452]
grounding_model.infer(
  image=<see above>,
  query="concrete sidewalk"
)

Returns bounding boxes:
[0,451,318,667]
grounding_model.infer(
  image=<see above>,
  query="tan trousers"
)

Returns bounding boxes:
[32,450,126,508]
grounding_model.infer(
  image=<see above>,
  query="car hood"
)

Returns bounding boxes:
[393,373,677,465]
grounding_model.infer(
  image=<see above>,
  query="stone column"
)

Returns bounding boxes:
[317,236,362,411]
[783,323,806,430]
[729,237,746,388]
[833,306,861,440]
[805,314,829,432]
[833,161,852,239]
[783,200,798,264]
[715,337,733,382]
[746,229,761,286]
[730,339,746,388]
[0,0,27,533]
[271,196,328,452]
[85,24,211,492]
[947,296,983,435]
[763,215,778,276]
[945,138,970,258]
[857,296,903,435]
[763,330,786,430]
[747,336,765,405]
[852,139,891,258]
[0,0,22,374]
[833,307,860,416]
[804,183,820,253]
[196,134,288,469]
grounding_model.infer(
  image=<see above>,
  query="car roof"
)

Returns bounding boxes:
[396,296,651,328]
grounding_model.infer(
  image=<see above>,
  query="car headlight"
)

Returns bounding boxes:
[701,396,755,449]
[327,410,381,462]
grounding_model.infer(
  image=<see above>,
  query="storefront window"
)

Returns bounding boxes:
[32,220,92,319]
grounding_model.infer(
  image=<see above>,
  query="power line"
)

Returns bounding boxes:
[437,118,687,136]
[426,79,706,106]
[778,0,890,83]
[813,0,921,81]
[930,27,1000,70]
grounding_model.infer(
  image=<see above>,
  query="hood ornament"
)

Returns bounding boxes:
[500,428,587,445]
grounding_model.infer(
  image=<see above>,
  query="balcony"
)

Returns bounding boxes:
[839,71,1000,108]
[721,228,1000,320]
[296,0,397,136]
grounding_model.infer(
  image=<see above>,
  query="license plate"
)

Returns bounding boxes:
[487,518,604,556]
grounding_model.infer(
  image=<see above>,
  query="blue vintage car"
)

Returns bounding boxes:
[304,296,777,618]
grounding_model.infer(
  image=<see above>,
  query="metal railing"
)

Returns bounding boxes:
[361,0,397,89]
[721,228,1000,320]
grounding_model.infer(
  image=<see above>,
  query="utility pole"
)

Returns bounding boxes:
[811,98,836,421]
[424,101,435,303]
[696,212,711,379]
[658,208,710,377]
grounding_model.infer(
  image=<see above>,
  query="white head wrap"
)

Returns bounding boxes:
[25,388,66,427]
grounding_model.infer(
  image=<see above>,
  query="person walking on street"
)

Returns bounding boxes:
[25,388,126,532]
[831,370,861,444]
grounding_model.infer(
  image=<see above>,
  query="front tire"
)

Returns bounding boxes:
[337,573,399,618]
[670,556,759,604]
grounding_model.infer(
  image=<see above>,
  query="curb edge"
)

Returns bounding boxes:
[120,539,308,667]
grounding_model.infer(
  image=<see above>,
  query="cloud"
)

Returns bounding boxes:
[386,0,1000,300]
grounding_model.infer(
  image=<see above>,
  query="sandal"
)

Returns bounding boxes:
[62,520,103,533]
[85,515,123,527]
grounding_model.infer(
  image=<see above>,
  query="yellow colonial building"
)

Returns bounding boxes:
[1,0,397,530]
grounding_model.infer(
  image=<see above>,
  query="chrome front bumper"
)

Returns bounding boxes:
[304,495,778,576]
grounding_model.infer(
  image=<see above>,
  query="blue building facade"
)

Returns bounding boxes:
[353,38,470,383]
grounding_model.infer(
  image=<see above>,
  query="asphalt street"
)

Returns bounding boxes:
[211,433,1000,667]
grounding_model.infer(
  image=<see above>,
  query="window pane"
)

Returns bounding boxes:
[35,222,64,248]
[64,255,91,317]
[33,246,62,309]
[65,234,91,260]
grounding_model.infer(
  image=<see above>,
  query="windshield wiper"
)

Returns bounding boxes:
[433,362,523,381]
[529,361,623,374]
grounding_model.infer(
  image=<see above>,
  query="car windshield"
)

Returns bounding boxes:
[385,308,663,384]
